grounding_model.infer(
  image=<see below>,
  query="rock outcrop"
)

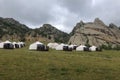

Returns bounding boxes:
[68,18,120,47]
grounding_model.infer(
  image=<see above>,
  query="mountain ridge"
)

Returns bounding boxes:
[0,17,70,43]
[0,17,120,48]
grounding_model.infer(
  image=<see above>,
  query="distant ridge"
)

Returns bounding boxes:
[0,17,70,43]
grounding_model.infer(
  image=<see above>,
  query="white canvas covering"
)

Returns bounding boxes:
[47,43,59,49]
[4,40,11,44]
[17,42,23,48]
[12,42,17,48]
[55,43,65,50]
[0,42,4,48]
[89,46,97,51]
[76,45,86,51]
[29,41,43,50]
[69,44,77,49]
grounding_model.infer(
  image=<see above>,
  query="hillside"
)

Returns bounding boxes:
[68,18,120,47]
[0,17,30,41]
[32,24,70,43]
[0,17,70,43]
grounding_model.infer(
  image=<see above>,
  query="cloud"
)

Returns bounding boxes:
[0,0,120,33]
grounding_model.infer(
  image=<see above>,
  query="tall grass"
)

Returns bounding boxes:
[0,47,120,80]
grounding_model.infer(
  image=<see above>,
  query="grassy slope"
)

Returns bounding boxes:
[0,46,120,80]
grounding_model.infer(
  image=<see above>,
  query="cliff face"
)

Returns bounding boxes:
[68,18,120,47]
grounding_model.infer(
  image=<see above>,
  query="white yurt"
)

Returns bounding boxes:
[4,40,14,49]
[13,42,17,48]
[76,45,86,51]
[55,43,65,50]
[89,46,97,51]
[13,42,21,48]
[69,44,78,50]
[4,40,11,44]
[20,42,25,46]
[29,41,43,50]
[0,42,4,49]
[47,43,53,48]
[47,43,59,49]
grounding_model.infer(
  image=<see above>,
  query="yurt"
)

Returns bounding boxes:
[13,42,19,48]
[29,41,49,51]
[37,45,49,51]
[89,46,97,51]
[76,45,86,51]
[96,47,102,51]
[69,45,78,50]
[63,44,72,51]
[3,40,14,49]
[20,42,25,47]
[47,43,59,49]
[55,43,65,50]
[47,43,53,48]
[29,41,43,50]
[0,42,4,49]
[17,42,25,48]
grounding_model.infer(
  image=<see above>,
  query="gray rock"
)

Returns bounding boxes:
[68,18,120,47]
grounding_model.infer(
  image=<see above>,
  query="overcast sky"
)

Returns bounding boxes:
[0,0,120,33]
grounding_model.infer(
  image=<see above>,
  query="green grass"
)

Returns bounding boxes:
[0,46,120,80]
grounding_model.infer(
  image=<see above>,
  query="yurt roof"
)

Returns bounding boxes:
[35,41,43,44]
[13,42,17,44]
[4,40,11,43]
[90,46,97,48]
[78,45,86,47]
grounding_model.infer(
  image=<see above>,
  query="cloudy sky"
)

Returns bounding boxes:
[0,0,120,33]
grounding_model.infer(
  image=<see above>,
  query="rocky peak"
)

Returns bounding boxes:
[42,24,55,30]
[109,23,118,29]
[43,24,52,27]
[94,18,105,26]
[69,18,120,47]
[4,18,19,25]
[79,20,84,25]
[70,20,84,35]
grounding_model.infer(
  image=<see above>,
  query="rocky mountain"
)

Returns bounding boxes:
[68,18,120,47]
[0,17,30,41]
[1,17,120,47]
[0,17,70,43]
[26,24,70,43]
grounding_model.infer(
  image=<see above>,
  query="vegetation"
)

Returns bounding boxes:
[101,44,120,50]
[0,46,120,80]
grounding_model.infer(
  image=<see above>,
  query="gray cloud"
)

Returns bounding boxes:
[0,0,120,33]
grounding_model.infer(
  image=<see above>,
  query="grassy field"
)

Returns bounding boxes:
[0,46,120,80]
